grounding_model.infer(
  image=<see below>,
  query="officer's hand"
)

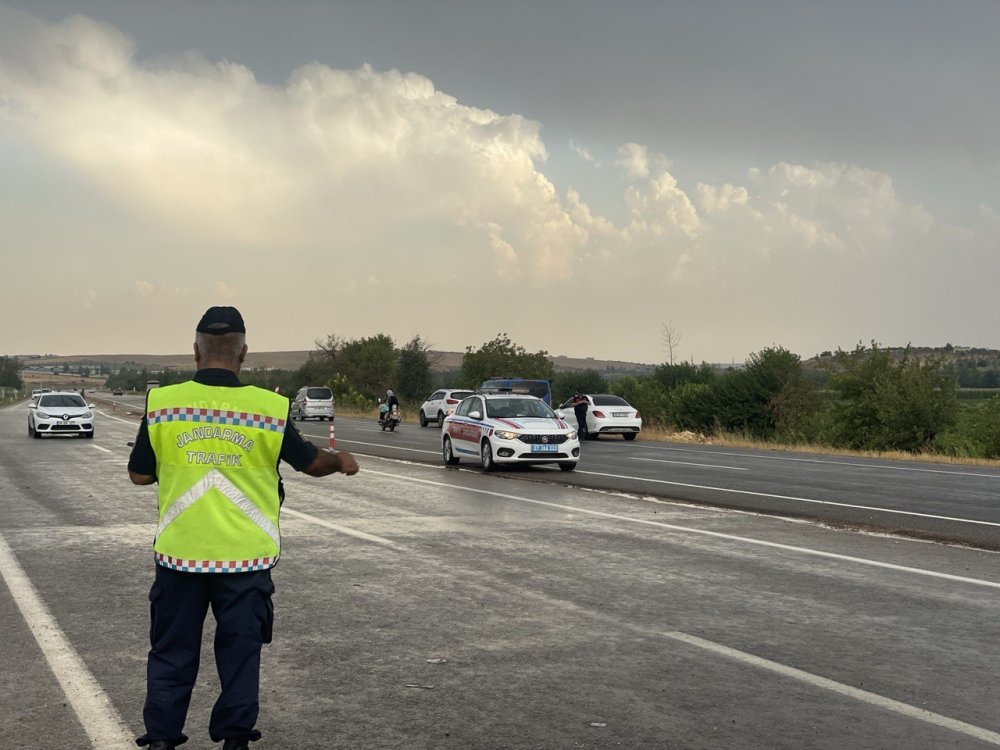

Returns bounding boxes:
[333,450,359,476]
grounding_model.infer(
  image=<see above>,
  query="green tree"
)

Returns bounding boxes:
[552,369,609,404]
[708,347,813,439]
[0,356,23,389]
[828,343,958,451]
[398,335,434,400]
[338,334,398,399]
[651,361,716,391]
[458,333,555,387]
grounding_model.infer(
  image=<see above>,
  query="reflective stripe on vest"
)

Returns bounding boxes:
[147,381,289,572]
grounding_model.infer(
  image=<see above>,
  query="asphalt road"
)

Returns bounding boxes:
[279,410,1000,551]
[3,398,998,749]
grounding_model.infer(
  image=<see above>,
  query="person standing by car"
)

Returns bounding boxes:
[570,392,590,439]
[127,306,359,750]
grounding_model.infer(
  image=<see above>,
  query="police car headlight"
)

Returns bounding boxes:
[566,430,578,440]
[37,411,52,419]
[494,430,517,441]
[82,411,93,419]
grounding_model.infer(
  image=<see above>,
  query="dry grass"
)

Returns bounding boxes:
[639,423,1000,468]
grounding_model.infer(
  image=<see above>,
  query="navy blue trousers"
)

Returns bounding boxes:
[141,565,274,745]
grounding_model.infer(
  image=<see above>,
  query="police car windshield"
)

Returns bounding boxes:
[486,398,554,420]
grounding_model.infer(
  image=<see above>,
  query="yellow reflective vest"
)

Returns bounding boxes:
[146,380,289,573]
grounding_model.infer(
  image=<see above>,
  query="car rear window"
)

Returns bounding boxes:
[450,391,474,400]
[307,388,333,400]
[39,395,86,408]
[591,395,629,406]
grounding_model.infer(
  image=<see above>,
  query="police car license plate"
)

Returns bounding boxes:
[57,420,72,425]
[531,444,558,453]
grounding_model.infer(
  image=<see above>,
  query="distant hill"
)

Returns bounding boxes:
[17,350,657,376]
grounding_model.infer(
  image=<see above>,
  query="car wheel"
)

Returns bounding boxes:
[33,426,42,439]
[623,432,637,441]
[85,431,94,439]
[480,440,496,472]
[437,411,445,426]
[419,410,428,428]
[559,462,576,472]
[443,436,459,465]
[27,422,34,438]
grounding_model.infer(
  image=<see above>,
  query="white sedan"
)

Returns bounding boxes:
[442,393,580,472]
[555,394,642,440]
[28,391,96,439]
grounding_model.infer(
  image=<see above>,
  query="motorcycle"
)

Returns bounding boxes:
[379,403,401,432]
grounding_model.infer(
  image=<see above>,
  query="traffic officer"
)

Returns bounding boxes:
[128,306,359,750]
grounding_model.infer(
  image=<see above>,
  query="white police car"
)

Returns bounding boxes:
[442,393,580,472]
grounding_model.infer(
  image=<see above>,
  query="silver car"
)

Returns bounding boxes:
[28,391,96,439]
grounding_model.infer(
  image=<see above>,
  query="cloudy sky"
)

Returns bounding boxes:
[1,2,997,365]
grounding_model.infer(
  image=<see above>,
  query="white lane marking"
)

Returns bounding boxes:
[631,456,748,471]
[575,469,1000,529]
[662,630,1000,746]
[92,445,113,454]
[639,444,1000,479]
[363,469,1000,590]
[282,507,399,547]
[300,435,438,455]
[0,533,135,749]
[95,409,141,426]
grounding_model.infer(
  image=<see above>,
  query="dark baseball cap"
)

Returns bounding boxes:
[196,306,246,335]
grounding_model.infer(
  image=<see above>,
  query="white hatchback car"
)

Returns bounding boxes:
[28,391,96,439]
[442,393,580,472]
[555,394,642,440]
[418,389,475,427]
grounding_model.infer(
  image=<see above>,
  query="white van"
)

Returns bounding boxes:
[291,386,335,421]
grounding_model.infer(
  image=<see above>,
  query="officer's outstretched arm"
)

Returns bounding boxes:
[303,449,359,477]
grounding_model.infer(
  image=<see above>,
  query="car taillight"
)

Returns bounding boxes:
[592,410,606,418]
[446,399,458,404]
[635,410,641,418]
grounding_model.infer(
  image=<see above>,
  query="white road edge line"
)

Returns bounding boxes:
[362,469,1000,590]
[0,532,135,749]
[631,456,748,471]
[576,469,1000,528]
[282,508,399,547]
[663,630,1000,746]
[92,445,113,454]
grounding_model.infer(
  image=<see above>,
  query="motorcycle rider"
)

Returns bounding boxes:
[379,389,400,425]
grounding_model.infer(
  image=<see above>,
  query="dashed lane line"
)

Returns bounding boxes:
[0,532,135,749]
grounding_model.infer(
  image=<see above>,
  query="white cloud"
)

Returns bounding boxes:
[615,143,650,180]
[0,9,991,363]
[213,281,240,299]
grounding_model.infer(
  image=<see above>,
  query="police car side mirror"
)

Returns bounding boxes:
[469,410,482,420]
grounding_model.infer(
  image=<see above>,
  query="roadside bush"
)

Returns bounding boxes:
[967,396,1000,458]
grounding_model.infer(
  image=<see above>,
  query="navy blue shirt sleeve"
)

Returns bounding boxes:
[280,418,319,471]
